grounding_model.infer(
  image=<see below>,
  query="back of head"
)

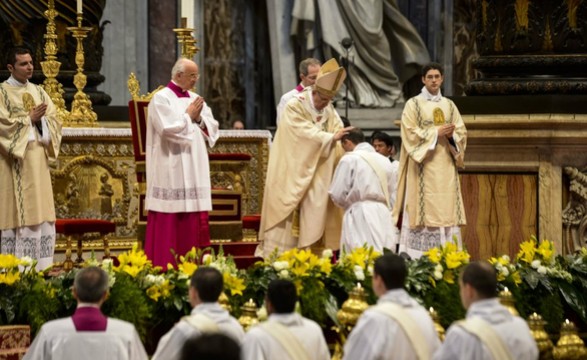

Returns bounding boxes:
[299,58,321,76]
[374,253,407,290]
[190,267,224,302]
[342,128,364,145]
[6,47,31,68]
[461,261,497,299]
[267,279,297,314]
[74,266,109,303]
[421,62,444,77]
[180,333,240,360]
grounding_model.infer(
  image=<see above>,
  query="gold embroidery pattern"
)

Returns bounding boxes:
[433,107,445,125]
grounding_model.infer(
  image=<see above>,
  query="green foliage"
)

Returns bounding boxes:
[422,280,465,328]
[101,273,152,341]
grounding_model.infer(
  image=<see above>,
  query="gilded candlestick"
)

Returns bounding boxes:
[66,13,98,127]
[41,0,69,122]
[173,17,200,59]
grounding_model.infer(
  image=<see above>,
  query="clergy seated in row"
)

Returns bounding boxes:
[343,253,441,359]
[433,262,538,360]
[24,267,148,360]
[152,267,244,360]
[242,279,330,360]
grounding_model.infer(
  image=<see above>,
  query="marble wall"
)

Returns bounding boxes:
[98,0,149,106]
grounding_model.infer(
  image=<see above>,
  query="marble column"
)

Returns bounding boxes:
[99,0,149,106]
[148,0,178,90]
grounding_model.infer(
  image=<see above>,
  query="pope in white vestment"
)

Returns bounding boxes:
[23,315,147,360]
[152,302,245,360]
[329,136,398,253]
[257,58,350,258]
[144,58,219,267]
[0,49,62,270]
[393,64,467,259]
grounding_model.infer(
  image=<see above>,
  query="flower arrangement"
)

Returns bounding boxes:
[3,237,587,345]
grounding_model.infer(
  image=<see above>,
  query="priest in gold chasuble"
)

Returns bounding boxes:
[256,59,352,258]
[0,48,62,270]
[392,63,467,259]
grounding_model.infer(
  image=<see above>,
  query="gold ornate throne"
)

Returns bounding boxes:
[127,74,249,244]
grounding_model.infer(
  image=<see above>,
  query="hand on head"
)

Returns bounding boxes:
[187,97,205,122]
[29,103,47,123]
[334,126,354,141]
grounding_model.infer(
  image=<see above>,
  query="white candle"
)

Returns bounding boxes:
[77,0,83,14]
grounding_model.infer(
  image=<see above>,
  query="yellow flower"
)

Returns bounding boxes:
[516,239,536,264]
[223,273,245,296]
[122,265,141,278]
[146,285,162,301]
[537,240,554,264]
[445,252,467,269]
[443,270,455,284]
[159,280,174,298]
[178,262,198,277]
[0,271,20,285]
[318,259,332,275]
[511,271,522,285]
[424,248,442,263]
[0,254,22,269]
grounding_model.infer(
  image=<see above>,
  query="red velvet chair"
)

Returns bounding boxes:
[56,219,116,271]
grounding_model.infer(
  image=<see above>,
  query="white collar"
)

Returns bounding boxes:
[6,75,28,87]
[420,86,442,102]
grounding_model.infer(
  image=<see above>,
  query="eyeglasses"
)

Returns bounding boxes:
[182,72,200,80]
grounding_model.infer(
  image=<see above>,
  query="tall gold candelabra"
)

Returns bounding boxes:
[173,17,200,59]
[41,0,69,122]
[66,13,98,127]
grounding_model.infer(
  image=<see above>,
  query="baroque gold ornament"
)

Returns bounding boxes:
[498,287,520,316]
[429,307,445,341]
[553,319,587,360]
[527,312,553,359]
[238,298,259,331]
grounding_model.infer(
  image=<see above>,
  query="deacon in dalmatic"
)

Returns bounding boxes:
[0,47,62,270]
[393,62,467,258]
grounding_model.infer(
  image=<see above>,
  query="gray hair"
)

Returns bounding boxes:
[74,266,109,303]
[171,58,190,78]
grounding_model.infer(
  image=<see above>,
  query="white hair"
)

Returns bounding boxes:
[171,58,190,78]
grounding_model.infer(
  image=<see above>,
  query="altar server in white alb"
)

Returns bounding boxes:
[152,267,245,360]
[242,279,330,360]
[329,128,398,253]
[433,261,538,360]
[344,253,441,360]
[24,266,148,360]
[0,47,62,271]
[144,58,219,267]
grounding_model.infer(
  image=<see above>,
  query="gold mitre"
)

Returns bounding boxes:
[314,58,346,97]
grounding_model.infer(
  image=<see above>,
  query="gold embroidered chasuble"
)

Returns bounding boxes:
[392,95,467,228]
[0,82,62,230]
[259,89,344,251]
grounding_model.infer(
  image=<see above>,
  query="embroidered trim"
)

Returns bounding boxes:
[151,186,210,200]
